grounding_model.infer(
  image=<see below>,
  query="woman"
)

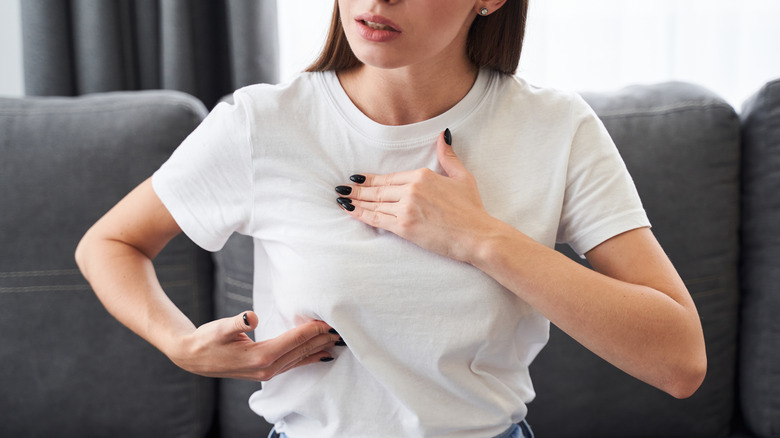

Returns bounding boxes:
[75,0,707,437]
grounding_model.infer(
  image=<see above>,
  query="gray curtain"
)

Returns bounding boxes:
[21,0,278,108]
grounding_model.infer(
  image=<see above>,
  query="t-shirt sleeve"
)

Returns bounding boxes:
[152,91,254,252]
[556,95,650,256]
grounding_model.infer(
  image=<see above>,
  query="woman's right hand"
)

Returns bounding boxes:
[76,178,342,382]
[170,311,341,381]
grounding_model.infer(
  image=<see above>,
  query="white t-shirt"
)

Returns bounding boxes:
[152,69,649,438]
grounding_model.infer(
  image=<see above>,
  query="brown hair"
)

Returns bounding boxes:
[306,0,529,75]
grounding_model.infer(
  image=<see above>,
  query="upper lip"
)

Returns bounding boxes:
[355,13,402,32]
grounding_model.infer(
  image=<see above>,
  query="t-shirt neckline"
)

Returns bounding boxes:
[318,68,494,148]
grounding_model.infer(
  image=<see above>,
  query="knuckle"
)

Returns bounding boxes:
[293,332,309,347]
[406,184,421,200]
[401,203,417,219]
[298,342,314,362]
[397,215,415,232]
[254,352,274,369]
[412,168,428,182]
[419,168,435,180]
[369,211,382,227]
[255,369,273,381]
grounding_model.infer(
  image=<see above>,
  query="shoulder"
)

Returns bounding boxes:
[490,72,592,118]
[228,72,327,114]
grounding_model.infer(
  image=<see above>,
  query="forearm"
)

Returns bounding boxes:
[470,220,706,398]
[75,234,195,357]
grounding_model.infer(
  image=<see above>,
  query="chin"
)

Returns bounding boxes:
[351,50,413,71]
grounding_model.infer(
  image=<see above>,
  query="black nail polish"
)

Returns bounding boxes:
[329,328,340,335]
[335,185,352,195]
[336,197,352,207]
[320,357,335,362]
[444,128,452,146]
[350,174,366,184]
[243,313,250,326]
[339,201,355,212]
[335,339,347,347]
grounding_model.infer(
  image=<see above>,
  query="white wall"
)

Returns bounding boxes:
[277,1,333,81]
[0,0,24,97]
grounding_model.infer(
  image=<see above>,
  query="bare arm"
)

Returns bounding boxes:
[76,178,340,380]
[340,130,707,398]
[472,223,706,398]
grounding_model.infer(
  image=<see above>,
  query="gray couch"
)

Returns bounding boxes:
[1,78,778,437]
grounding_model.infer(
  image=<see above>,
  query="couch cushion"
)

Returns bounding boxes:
[527,82,741,437]
[0,91,214,437]
[739,78,780,438]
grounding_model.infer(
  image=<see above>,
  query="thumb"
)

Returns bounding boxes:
[436,128,467,179]
[234,311,257,334]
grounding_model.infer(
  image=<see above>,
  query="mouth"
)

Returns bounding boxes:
[360,20,399,32]
[354,13,402,33]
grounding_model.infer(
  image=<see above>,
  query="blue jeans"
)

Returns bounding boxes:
[268,419,534,438]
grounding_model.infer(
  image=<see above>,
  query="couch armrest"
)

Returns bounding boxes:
[0,91,215,437]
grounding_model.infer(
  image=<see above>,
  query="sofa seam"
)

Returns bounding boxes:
[595,101,735,119]
[0,100,203,118]
[0,92,207,118]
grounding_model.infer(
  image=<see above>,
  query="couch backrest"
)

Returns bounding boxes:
[527,82,742,437]
[0,91,214,438]
[739,78,780,438]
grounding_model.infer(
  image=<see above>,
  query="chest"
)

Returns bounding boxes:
[246,132,567,327]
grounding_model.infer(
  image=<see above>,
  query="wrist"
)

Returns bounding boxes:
[463,216,516,268]
[162,327,200,370]
[153,317,197,362]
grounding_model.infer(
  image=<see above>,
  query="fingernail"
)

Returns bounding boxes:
[349,174,366,184]
[444,128,452,146]
[320,357,335,362]
[336,197,352,206]
[243,313,250,326]
[335,185,352,195]
[339,201,355,212]
[328,328,340,335]
[335,339,347,347]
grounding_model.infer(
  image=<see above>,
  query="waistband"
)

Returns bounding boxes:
[269,419,534,438]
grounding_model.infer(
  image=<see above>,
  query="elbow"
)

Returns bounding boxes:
[665,352,707,399]
[74,230,94,278]
[74,237,85,269]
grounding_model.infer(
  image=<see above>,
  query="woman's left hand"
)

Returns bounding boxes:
[336,129,498,263]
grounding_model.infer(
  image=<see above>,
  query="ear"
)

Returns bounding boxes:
[475,0,509,16]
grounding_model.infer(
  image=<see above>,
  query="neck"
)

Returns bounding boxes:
[337,58,479,126]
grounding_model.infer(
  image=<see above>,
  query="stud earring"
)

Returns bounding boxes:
[480,7,489,16]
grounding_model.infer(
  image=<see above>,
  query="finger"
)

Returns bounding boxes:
[241,311,257,330]
[348,183,404,203]
[271,332,338,375]
[350,198,399,216]
[260,320,337,365]
[216,311,257,340]
[275,352,334,377]
[349,202,399,232]
[349,169,417,188]
[436,128,468,179]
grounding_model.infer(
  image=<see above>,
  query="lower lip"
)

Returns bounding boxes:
[355,20,401,42]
